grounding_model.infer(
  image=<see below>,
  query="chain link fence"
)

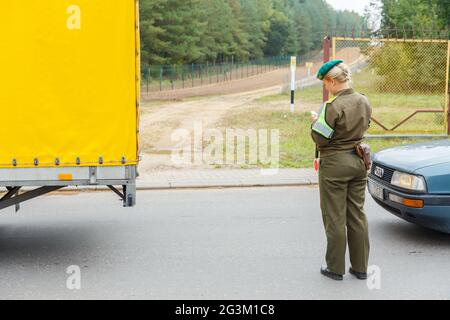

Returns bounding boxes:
[141,56,292,93]
[333,38,450,135]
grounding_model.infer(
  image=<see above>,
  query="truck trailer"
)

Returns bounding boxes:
[0,1,141,210]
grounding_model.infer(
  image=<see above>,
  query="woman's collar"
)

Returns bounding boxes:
[335,88,355,97]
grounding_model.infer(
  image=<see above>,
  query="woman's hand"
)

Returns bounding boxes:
[310,111,318,122]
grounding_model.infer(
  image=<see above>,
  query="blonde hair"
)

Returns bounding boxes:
[324,63,352,84]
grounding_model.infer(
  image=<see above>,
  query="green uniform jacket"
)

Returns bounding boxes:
[311,88,372,158]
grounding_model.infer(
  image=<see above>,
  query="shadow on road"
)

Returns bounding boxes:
[376,220,450,246]
[0,223,107,266]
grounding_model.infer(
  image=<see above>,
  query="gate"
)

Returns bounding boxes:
[324,37,450,135]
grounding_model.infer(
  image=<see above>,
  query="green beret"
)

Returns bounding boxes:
[317,59,344,80]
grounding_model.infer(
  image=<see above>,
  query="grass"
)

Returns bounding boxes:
[140,67,448,169]
[212,68,445,168]
[256,69,447,135]
[257,85,323,105]
[218,109,448,168]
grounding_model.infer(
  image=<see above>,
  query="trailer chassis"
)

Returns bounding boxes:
[0,165,137,211]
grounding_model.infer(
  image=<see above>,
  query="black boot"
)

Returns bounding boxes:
[349,267,367,280]
[320,266,343,281]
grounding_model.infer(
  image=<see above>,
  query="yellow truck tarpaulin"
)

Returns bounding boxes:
[0,1,140,168]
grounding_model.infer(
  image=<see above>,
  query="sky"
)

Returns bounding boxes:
[326,0,372,15]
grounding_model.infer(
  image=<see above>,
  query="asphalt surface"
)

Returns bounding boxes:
[1,187,449,300]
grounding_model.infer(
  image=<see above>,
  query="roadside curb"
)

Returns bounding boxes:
[49,169,319,191]
[135,180,319,190]
[56,180,319,192]
[138,168,319,190]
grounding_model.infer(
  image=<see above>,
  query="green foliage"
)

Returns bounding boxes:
[366,41,448,95]
[364,0,450,95]
[139,0,366,65]
[139,0,167,65]
[378,0,450,33]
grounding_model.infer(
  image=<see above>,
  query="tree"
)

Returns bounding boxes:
[366,0,449,95]
[157,0,204,64]
[239,0,272,59]
[139,0,368,65]
[226,0,251,60]
[139,0,167,65]
[198,0,236,62]
[379,0,449,35]
[264,9,290,56]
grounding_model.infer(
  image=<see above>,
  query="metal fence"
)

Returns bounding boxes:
[141,56,291,93]
[328,37,450,135]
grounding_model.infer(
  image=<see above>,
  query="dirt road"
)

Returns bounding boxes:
[139,48,362,171]
[142,67,293,101]
[139,85,286,171]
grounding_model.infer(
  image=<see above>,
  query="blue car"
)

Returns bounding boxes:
[368,139,450,233]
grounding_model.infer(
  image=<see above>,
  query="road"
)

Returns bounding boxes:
[1,187,449,300]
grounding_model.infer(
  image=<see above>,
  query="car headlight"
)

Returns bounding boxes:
[391,171,427,191]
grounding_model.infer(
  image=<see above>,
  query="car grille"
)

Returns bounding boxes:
[370,162,395,184]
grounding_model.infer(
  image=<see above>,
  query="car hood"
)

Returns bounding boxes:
[373,139,450,173]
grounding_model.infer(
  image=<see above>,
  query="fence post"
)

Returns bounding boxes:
[171,65,175,90]
[224,59,228,81]
[446,40,450,135]
[160,67,163,91]
[225,61,228,81]
[182,66,185,89]
[231,55,234,81]
[200,64,203,86]
[146,67,150,93]
[447,82,450,135]
[216,61,219,83]
[323,36,331,102]
[207,61,211,84]
[191,63,194,87]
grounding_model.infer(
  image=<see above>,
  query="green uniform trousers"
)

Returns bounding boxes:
[319,151,370,275]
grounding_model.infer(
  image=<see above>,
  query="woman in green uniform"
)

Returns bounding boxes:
[311,60,372,281]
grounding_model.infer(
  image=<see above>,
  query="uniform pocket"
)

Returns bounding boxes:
[319,157,329,171]
[355,156,368,178]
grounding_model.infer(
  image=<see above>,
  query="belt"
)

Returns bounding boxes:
[319,148,358,157]
[339,149,357,155]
